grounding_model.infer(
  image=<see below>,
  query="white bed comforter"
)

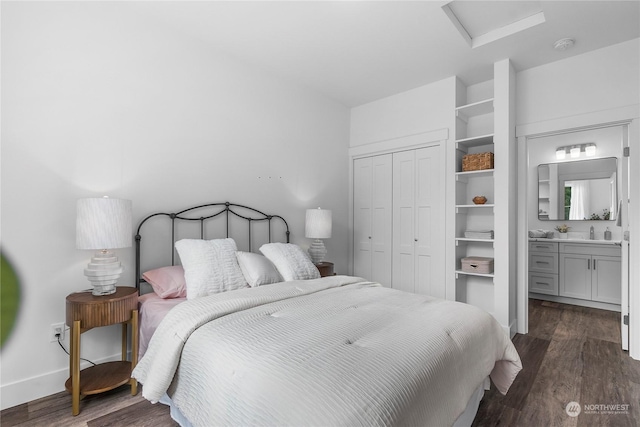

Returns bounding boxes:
[133,276,521,427]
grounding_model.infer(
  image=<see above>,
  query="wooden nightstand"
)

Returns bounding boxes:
[65,286,139,416]
[315,262,335,277]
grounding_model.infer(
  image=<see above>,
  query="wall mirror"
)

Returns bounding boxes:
[538,157,617,221]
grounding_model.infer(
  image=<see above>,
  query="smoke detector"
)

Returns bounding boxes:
[554,38,575,51]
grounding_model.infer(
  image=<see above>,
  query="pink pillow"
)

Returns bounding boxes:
[142,265,187,299]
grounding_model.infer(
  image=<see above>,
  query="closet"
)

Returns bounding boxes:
[353,146,444,296]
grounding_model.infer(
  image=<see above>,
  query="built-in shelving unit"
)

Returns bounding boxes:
[447,60,517,337]
[538,165,551,219]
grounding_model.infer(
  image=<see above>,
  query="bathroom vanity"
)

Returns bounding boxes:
[529,238,622,311]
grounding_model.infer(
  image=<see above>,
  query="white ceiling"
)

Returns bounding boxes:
[127,1,640,107]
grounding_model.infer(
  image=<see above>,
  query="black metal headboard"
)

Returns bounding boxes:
[134,202,290,291]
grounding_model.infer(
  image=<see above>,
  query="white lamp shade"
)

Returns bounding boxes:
[305,208,332,239]
[76,197,132,250]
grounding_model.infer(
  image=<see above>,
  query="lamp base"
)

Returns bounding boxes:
[91,284,117,296]
[308,239,327,264]
[84,250,122,296]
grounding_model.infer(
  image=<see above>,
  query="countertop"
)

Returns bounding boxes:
[529,238,621,245]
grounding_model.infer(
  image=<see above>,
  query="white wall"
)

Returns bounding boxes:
[0,2,350,408]
[350,77,454,147]
[517,38,640,127]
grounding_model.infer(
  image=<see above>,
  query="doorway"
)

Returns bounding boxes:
[518,123,632,353]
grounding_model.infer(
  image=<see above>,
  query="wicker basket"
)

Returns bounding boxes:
[462,152,494,172]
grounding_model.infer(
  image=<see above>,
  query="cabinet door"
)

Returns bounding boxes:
[592,255,622,304]
[353,155,392,286]
[559,253,591,300]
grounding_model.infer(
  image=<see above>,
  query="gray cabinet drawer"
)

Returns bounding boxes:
[529,252,559,273]
[529,272,559,296]
[559,243,621,257]
[529,241,558,253]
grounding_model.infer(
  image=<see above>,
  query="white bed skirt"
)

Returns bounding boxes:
[159,377,489,427]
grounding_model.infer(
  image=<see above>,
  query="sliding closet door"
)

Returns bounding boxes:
[392,146,444,296]
[353,157,373,279]
[353,154,392,286]
[392,150,416,293]
[414,146,444,298]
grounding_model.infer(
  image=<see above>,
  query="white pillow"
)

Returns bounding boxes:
[236,251,283,287]
[175,238,247,299]
[259,243,320,281]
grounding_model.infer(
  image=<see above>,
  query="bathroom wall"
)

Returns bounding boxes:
[527,126,623,240]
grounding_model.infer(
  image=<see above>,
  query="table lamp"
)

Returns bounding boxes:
[305,208,332,264]
[76,197,132,295]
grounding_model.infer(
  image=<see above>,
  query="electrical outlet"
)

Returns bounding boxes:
[50,322,65,342]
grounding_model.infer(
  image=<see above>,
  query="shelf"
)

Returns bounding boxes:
[456,169,494,182]
[455,98,494,121]
[455,270,495,279]
[455,204,494,214]
[455,238,495,246]
[455,134,494,150]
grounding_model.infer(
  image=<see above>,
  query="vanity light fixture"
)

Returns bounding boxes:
[556,143,597,160]
[570,145,581,158]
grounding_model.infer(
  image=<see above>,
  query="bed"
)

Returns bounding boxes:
[132,202,522,427]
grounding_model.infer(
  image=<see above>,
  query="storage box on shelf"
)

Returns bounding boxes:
[461,256,495,274]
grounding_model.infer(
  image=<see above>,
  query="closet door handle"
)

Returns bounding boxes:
[587,259,591,270]
[593,259,596,270]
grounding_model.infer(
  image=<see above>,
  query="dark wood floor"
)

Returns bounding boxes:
[2,299,638,426]
[473,299,640,427]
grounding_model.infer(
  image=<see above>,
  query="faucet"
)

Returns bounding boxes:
[590,226,594,240]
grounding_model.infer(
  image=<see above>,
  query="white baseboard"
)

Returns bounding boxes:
[529,293,621,312]
[0,352,124,411]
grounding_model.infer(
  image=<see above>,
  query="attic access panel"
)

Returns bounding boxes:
[442,1,545,48]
